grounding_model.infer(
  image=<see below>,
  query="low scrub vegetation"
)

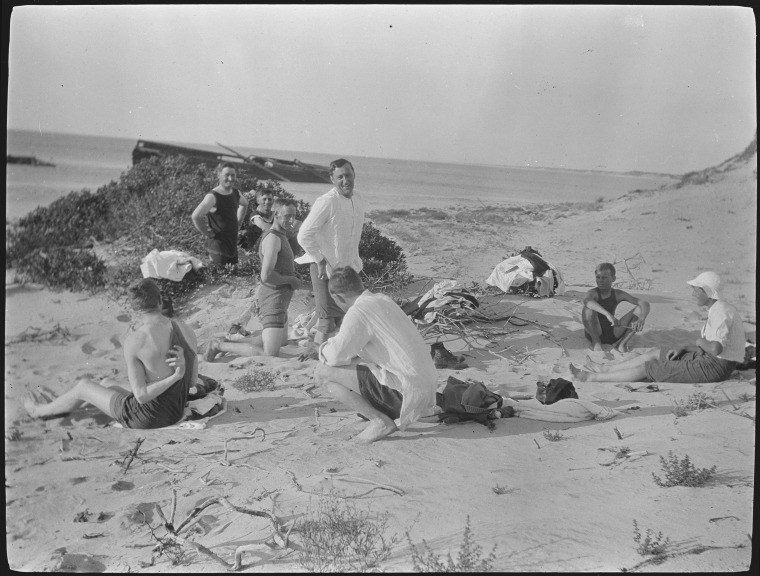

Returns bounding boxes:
[652,451,717,487]
[406,516,497,572]
[297,493,397,572]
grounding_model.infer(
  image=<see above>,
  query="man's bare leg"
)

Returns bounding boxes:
[582,307,605,351]
[570,350,657,382]
[207,326,286,359]
[314,364,397,442]
[582,348,660,374]
[24,378,119,419]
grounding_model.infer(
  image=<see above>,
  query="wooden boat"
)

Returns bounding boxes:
[7,155,56,167]
[132,140,332,183]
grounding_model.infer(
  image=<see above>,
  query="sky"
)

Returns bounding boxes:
[5,4,757,174]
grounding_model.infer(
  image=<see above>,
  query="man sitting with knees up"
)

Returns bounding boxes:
[306,266,437,442]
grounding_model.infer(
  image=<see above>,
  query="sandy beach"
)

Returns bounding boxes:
[5,146,756,572]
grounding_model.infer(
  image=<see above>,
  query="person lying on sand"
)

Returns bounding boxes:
[24,279,198,428]
[582,262,650,352]
[300,266,437,442]
[571,271,745,384]
[206,198,302,360]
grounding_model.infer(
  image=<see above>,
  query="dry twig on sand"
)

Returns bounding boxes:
[146,491,293,571]
[121,437,145,474]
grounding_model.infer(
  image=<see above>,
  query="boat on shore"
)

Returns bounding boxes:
[7,155,56,167]
[132,140,332,183]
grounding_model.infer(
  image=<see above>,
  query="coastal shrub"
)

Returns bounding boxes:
[632,519,670,558]
[651,451,717,487]
[671,392,714,417]
[16,247,107,292]
[297,493,397,572]
[359,221,412,293]
[6,156,411,303]
[406,515,497,572]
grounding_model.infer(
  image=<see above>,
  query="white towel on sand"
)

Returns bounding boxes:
[503,397,618,422]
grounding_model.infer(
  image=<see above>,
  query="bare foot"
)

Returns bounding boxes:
[592,342,604,352]
[205,339,220,362]
[584,355,605,373]
[23,394,44,418]
[569,363,589,382]
[355,419,397,443]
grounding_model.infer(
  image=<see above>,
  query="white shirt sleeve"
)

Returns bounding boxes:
[319,308,371,366]
[297,195,330,264]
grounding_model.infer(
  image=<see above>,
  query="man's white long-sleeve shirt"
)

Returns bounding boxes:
[318,291,438,430]
[297,187,365,276]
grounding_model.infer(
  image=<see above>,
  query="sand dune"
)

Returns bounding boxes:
[4,147,755,571]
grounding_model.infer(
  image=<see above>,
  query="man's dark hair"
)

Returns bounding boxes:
[329,158,354,175]
[328,266,364,296]
[128,279,162,312]
[596,262,616,276]
[216,161,237,174]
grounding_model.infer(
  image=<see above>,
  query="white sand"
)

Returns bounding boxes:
[4,151,755,572]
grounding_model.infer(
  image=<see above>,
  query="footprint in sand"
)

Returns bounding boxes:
[116,314,131,323]
[81,335,122,356]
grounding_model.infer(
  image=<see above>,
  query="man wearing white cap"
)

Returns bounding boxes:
[570,271,745,383]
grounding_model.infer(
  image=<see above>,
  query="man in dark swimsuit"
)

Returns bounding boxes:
[24,279,198,429]
[206,198,302,359]
[191,162,249,266]
[582,262,651,353]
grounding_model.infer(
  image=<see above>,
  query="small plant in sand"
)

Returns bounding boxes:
[651,451,717,487]
[671,392,714,417]
[406,515,497,572]
[232,367,278,393]
[632,519,670,558]
[492,484,518,495]
[5,427,22,441]
[297,492,397,572]
[542,429,565,442]
[737,392,756,403]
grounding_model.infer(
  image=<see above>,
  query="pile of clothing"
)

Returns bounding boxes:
[486,246,565,297]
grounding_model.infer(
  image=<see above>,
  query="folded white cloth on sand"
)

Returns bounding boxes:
[503,397,618,422]
[140,249,204,282]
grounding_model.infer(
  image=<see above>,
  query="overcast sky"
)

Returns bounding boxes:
[6,5,756,174]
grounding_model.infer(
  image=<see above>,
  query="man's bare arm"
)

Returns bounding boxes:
[615,290,650,330]
[260,234,300,289]
[124,337,185,404]
[191,194,217,237]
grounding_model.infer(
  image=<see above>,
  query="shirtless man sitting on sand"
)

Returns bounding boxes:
[302,266,438,443]
[25,279,198,429]
[582,262,650,353]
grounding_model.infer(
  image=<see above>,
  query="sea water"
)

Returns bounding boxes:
[6,129,678,221]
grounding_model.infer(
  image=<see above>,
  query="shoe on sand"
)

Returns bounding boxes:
[430,342,468,370]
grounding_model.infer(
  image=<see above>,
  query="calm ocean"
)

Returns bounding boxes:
[6,129,678,221]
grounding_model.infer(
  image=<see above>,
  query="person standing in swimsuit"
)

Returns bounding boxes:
[582,262,650,352]
[24,279,198,429]
[191,162,249,266]
[206,198,302,359]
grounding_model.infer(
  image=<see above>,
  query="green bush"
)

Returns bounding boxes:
[652,451,717,487]
[16,247,107,292]
[297,493,397,572]
[406,516,497,572]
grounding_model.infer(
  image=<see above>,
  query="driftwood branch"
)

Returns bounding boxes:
[121,437,145,474]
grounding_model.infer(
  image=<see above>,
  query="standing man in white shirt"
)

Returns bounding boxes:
[297,159,366,344]
[307,267,438,443]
